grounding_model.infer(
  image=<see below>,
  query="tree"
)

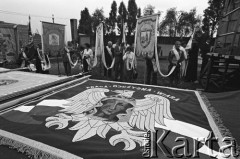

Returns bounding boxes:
[92,8,105,33]
[202,0,224,38]
[108,1,117,29]
[159,8,200,37]
[118,1,128,21]
[78,8,92,35]
[127,0,138,36]
[117,1,128,37]
[177,8,200,36]
[159,8,178,36]
[143,4,155,15]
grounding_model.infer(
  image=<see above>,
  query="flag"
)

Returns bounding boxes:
[0,79,229,159]
[135,14,158,58]
[28,15,32,36]
[93,23,104,67]
[42,21,65,56]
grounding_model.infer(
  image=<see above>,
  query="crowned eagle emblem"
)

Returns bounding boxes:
[45,88,175,150]
[140,23,153,48]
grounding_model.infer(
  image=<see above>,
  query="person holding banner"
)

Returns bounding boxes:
[77,46,84,73]
[168,41,186,87]
[62,41,74,76]
[146,44,162,85]
[185,39,199,83]
[200,39,211,74]
[104,41,115,78]
[82,43,93,73]
[18,46,30,68]
[24,35,38,72]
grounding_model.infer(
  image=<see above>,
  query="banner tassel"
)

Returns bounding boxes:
[0,129,82,159]
[198,92,240,154]
[0,137,60,159]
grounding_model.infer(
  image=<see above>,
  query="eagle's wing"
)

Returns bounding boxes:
[59,88,109,114]
[129,94,174,132]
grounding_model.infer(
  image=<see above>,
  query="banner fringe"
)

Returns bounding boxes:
[0,136,61,159]
[199,92,240,154]
[0,129,82,159]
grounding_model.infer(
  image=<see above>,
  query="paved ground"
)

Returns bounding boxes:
[0,70,65,98]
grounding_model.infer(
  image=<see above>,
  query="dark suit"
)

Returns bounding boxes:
[104,46,115,78]
[200,42,211,74]
[25,43,43,73]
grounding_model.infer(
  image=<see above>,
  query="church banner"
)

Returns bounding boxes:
[93,23,104,67]
[17,25,29,49]
[135,14,158,59]
[0,79,237,159]
[42,22,65,56]
[0,26,17,63]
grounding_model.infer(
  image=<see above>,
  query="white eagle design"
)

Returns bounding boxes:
[45,88,174,151]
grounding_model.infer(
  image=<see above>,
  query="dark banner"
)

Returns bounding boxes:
[42,22,65,56]
[70,19,77,43]
[0,26,17,63]
[17,25,28,48]
[0,79,235,159]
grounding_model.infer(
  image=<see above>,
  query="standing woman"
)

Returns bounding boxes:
[62,41,74,76]
[123,46,137,82]
[185,39,199,83]
[82,43,93,73]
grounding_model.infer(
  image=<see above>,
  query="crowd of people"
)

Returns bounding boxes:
[16,36,212,88]
[18,35,50,74]
[62,40,138,82]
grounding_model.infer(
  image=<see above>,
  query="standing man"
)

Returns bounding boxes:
[114,40,123,81]
[168,41,186,87]
[104,41,114,78]
[62,41,74,76]
[185,39,199,83]
[200,39,211,74]
[146,44,162,85]
[25,35,42,73]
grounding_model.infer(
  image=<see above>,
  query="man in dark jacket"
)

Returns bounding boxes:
[104,41,115,78]
[114,41,124,81]
[200,39,211,74]
[24,35,42,73]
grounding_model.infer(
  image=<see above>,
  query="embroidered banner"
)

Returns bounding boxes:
[42,22,65,56]
[135,14,158,59]
[0,79,233,159]
[0,26,17,63]
[93,23,104,67]
[17,25,29,49]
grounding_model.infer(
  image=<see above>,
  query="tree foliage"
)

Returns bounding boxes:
[116,1,128,36]
[143,4,155,15]
[202,0,224,38]
[92,8,105,33]
[127,0,138,36]
[118,1,128,21]
[109,1,117,28]
[78,7,92,35]
[159,8,200,37]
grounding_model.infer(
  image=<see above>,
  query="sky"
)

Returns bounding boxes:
[0,0,209,41]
